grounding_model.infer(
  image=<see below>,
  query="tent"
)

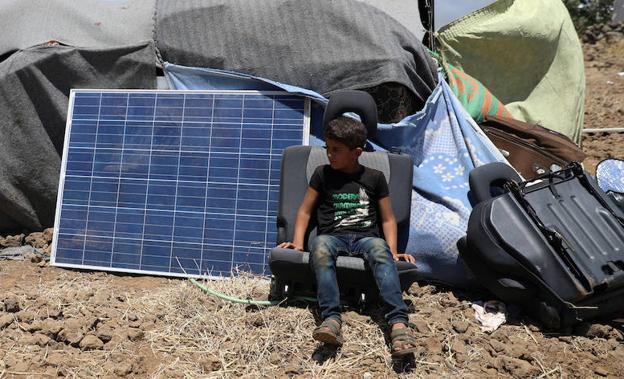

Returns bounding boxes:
[0,0,585,287]
[437,0,585,143]
[0,0,437,231]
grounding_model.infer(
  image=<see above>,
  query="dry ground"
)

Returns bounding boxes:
[1,32,624,379]
[581,32,624,172]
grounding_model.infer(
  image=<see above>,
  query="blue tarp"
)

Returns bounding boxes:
[165,63,508,288]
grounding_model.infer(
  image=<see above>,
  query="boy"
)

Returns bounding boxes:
[278,116,418,357]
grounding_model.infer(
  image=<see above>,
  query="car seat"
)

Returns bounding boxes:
[268,90,419,306]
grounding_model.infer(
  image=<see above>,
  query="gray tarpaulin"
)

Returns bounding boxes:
[357,0,426,40]
[156,0,437,101]
[0,43,156,230]
[0,0,156,57]
[0,0,435,231]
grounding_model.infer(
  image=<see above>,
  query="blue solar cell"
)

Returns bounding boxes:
[52,90,308,278]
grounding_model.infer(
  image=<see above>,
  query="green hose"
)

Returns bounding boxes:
[190,278,317,306]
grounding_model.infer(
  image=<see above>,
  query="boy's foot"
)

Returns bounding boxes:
[313,318,344,346]
[390,324,419,357]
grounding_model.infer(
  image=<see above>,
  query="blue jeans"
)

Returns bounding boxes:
[309,233,409,326]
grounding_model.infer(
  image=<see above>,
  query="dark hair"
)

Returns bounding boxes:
[325,116,367,149]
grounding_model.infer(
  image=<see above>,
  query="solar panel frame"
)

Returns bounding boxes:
[51,89,310,279]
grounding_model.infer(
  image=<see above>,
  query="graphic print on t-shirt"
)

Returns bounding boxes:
[334,187,373,229]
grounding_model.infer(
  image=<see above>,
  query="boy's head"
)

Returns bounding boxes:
[324,116,367,171]
[325,116,367,149]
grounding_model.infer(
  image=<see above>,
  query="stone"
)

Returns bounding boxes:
[199,356,221,372]
[79,335,104,350]
[24,320,42,333]
[419,337,443,353]
[3,297,20,313]
[574,323,612,339]
[24,252,42,263]
[127,328,144,341]
[11,361,31,373]
[25,232,47,249]
[412,320,430,334]
[92,293,109,306]
[451,340,467,355]
[452,321,469,334]
[269,352,281,365]
[284,364,301,375]
[30,333,53,347]
[39,319,63,338]
[501,356,540,378]
[105,330,129,350]
[0,234,24,248]
[96,325,115,343]
[43,228,54,242]
[454,352,468,364]
[114,361,134,376]
[47,308,63,319]
[595,367,609,377]
[78,291,95,301]
[16,310,35,323]
[0,314,14,329]
[58,327,84,346]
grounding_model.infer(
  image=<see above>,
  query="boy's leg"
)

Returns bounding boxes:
[352,237,409,326]
[308,234,347,322]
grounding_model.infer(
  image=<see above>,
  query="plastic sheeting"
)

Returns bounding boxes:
[156,0,437,103]
[437,0,585,143]
[0,0,435,231]
[596,159,624,194]
[165,64,508,287]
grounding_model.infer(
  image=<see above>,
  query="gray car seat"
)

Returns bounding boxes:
[268,145,418,305]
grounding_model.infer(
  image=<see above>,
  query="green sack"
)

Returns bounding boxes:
[437,0,585,144]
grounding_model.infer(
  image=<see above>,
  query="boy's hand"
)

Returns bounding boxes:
[277,242,304,251]
[393,253,416,264]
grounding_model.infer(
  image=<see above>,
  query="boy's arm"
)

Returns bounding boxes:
[379,196,416,264]
[277,187,319,251]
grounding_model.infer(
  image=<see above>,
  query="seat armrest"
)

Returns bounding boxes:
[270,247,309,265]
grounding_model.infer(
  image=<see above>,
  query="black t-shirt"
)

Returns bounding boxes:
[309,164,389,237]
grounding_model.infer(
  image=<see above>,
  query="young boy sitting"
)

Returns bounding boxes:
[278,116,418,357]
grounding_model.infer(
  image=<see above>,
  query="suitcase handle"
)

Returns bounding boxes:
[469,162,522,204]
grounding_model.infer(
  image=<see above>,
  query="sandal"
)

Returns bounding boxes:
[313,318,344,346]
[390,327,419,357]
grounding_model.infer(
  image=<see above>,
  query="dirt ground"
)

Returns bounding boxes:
[581,31,624,172]
[1,31,624,379]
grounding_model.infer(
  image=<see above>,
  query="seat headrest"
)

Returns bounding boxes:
[322,90,377,139]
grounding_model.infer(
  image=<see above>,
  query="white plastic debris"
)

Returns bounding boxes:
[618,72,624,77]
[472,300,507,333]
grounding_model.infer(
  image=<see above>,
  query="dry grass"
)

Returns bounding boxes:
[1,266,416,378]
[139,274,398,378]
[1,261,624,378]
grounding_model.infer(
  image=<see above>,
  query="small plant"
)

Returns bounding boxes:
[563,0,616,32]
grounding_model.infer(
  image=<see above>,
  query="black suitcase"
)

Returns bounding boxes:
[459,162,624,329]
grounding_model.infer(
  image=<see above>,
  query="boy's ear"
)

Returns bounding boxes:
[354,147,363,157]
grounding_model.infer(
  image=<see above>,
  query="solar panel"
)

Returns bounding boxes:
[51,90,310,278]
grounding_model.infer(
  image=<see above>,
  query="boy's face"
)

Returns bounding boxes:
[325,138,362,171]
